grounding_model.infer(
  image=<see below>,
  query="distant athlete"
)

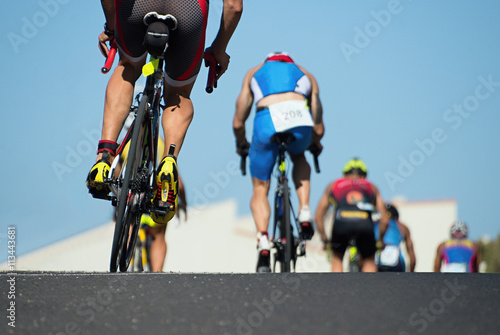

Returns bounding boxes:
[374,203,416,272]
[434,220,481,273]
[315,158,388,272]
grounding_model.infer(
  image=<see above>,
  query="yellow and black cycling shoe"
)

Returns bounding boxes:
[150,155,178,225]
[86,158,111,198]
[86,141,118,199]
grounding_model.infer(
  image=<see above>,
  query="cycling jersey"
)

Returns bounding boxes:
[251,61,311,103]
[441,239,477,273]
[115,0,208,86]
[330,178,376,215]
[374,219,406,271]
[247,59,313,181]
[329,178,377,258]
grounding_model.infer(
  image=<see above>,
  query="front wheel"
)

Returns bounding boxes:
[280,178,293,272]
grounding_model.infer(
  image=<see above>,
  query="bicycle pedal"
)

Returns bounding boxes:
[296,241,306,257]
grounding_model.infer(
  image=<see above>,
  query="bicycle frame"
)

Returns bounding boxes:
[109,63,163,196]
[107,57,164,272]
[270,134,301,273]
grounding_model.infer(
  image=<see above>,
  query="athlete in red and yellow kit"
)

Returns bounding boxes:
[315,158,388,272]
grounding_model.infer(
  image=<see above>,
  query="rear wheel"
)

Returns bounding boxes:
[110,94,149,272]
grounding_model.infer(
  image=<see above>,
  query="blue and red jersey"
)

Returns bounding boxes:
[441,239,478,273]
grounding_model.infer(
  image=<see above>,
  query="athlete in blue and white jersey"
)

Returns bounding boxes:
[374,203,416,272]
[233,52,325,272]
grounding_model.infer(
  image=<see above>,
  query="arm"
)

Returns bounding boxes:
[372,184,388,246]
[298,66,324,152]
[399,221,416,272]
[101,0,115,29]
[233,66,258,153]
[99,0,116,57]
[433,242,444,272]
[314,183,333,246]
[206,0,243,78]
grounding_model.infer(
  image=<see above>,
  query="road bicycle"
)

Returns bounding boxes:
[95,12,217,272]
[241,132,320,273]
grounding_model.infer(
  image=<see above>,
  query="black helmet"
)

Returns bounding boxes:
[385,203,399,219]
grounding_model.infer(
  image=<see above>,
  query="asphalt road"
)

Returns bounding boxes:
[1,272,498,335]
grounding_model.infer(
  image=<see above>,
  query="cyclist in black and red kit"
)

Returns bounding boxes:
[315,158,388,272]
[87,0,243,224]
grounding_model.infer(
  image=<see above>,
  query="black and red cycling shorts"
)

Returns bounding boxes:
[114,0,208,86]
[330,210,377,259]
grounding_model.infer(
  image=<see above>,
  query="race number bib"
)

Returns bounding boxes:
[268,101,314,132]
[378,245,401,267]
[442,263,467,273]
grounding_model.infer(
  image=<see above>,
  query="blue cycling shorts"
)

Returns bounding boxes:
[249,108,312,181]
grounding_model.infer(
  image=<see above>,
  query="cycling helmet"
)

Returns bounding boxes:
[450,220,468,239]
[264,51,294,63]
[343,158,368,177]
[385,203,399,220]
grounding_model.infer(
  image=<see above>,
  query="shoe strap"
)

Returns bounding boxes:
[97,140,119,156]
[99,151,112,166]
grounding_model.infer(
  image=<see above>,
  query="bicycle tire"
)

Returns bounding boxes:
[110,94,149,272]
[281,178,293,272]
[145,234,153,272]
[131,229,143,272]
[119,213,141,272]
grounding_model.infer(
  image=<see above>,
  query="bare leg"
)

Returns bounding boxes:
[331,251,344,272]
[250,177,271,233]
[360,255,378,272]
[161,82,195,158]
[149,225,167,272]
[290,153,311,212]
[99,55,144,160]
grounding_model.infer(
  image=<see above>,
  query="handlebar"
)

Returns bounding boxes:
[308,144,321,173]
[203,52,219,93]
[101,43,218,94]
[101,40,117,74]
[239,146,249,176]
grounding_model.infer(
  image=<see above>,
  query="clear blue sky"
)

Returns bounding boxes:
[1,0,499,262]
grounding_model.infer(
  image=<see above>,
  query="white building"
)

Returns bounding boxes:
[391,198,457,272]
[0,198,457,273]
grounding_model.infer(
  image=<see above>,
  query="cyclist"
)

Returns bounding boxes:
[374,203,416,272]
[434,220,481,273]
[87,0,243,224]
[233,52,325,272]
[314,158,388,272]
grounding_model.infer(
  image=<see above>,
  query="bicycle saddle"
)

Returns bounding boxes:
[143,12,177,30]
[271,132,296,145]
[142,12,178,58]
